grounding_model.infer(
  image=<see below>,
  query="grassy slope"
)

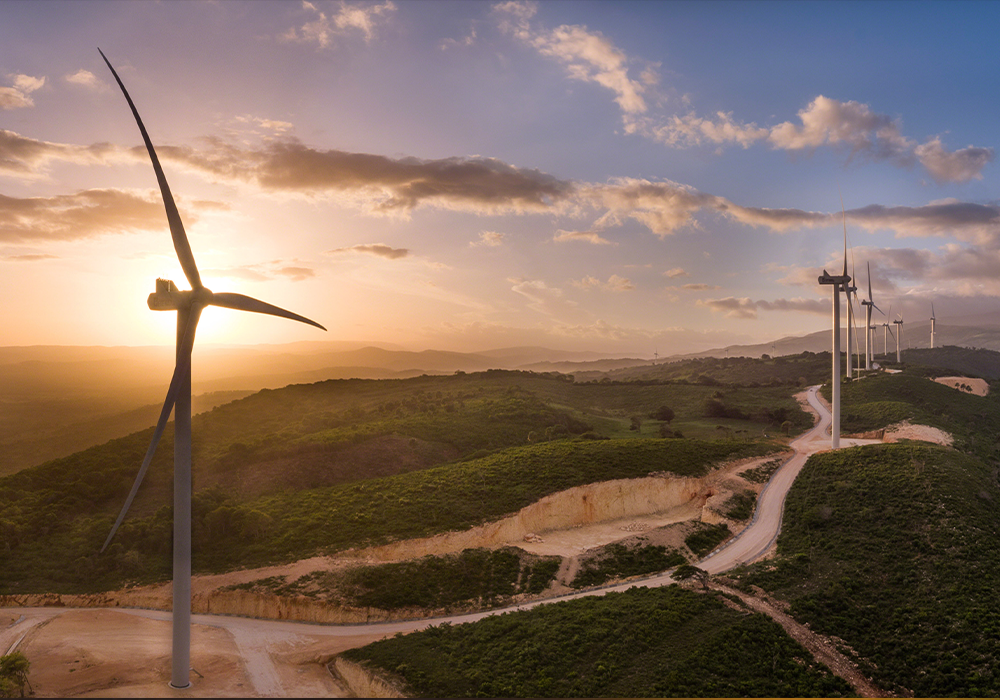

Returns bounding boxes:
[0,437,775,593]
[343,586,853,698]
[735,444,1000,697]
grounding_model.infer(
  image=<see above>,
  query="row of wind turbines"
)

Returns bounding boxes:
[819,202,939,449]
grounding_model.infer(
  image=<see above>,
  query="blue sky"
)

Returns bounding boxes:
[3,0,999,354]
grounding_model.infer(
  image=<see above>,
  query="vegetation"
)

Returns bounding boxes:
[570,543,686,588]
[342,586,853,698]
[339,548,561,610]
[741,457,786,484]
[684,523,732,557]
[721,490,756,521]
[0,652,29,698]
[0,435,774,593]
[734,442,1000,696]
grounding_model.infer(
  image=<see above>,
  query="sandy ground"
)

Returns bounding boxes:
[4,384,953,697]
[934,375,990,396]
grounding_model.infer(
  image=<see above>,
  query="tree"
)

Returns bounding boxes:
[629,416,643,432]
[650,405,675,423]
[0,652,30,698]
[673,564,709,590]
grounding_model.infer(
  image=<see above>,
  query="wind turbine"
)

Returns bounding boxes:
[818,216,851,449]
[881,304,892,356]
[859,262,883,371]
[930,303,936,349]
[893,312,904,363]
[98,49,326,690]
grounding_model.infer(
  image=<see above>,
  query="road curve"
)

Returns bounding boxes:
[6,386,877,696]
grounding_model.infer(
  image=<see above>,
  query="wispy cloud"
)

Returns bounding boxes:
[663,267,688,278]
[202,260,317,282]
[2,253,59,262]
[0,189,221,242]
[326,243,410,259]
[698,296,828,320]
[574,274,633,292]
[1,74,45,110]
[553,229,613,245]
[496,1,656,116]
[281,0,396,48]
[0,130,119,177]
[471,230,505,247]
[64,69,104,90]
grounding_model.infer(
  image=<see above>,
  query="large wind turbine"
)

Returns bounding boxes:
[818,217,851,449]
[98,50,326,690]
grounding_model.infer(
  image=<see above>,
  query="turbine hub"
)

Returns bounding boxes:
[147,279,214,311]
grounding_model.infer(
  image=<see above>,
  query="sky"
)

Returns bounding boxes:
[3,0,1000,356]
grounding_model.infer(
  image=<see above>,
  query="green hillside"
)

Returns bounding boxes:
[343,586,853,698]
[0,369,791,594]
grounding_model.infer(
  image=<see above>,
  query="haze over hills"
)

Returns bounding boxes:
[5,312,1000,473]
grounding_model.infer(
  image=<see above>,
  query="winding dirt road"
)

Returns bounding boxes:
[2,386,882,697]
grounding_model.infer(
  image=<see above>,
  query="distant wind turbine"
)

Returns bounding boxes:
[818,213,851,449]
[859,262,883,371]
[881,304,892,357]
[893,312,904,363]
[98,49,326,690]
[842,199,860,380]
[930,303,936,349]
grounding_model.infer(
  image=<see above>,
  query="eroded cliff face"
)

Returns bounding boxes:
[352,474,713,564]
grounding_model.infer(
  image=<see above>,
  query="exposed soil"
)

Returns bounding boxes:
[934,376,990,396]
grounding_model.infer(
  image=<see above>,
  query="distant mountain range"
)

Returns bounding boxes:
[4,311,1000,472]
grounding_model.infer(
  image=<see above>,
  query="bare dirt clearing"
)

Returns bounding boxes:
[934,376,989,396]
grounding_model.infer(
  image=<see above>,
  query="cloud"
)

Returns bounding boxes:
[680,283,721,291]
[663,267,688,278]
[582,177,722,237]
[553,229,613,245]
[0,189,220,242]
[2,253,59,262]
[915,137,995,184]
[642,111,769,149]
[496,1,654,115]
[281,0,396,48]
[698,296,828,320]
[159,138,577,214]
[510,277,581,317]
[643,95,994,184]
[1,74,45,110]
[202,261,317,282]
[471,230,505,247]
[64,69,103,90]
[326,243,409,259]
[573,274,633,292]
[0,129,119,177]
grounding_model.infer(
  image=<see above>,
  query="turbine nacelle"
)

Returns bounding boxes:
[818,270,851,285]
[147,278,215,311]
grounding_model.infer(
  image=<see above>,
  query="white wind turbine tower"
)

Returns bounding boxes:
[930,303,936,348]
[98,50,326,690]
[881,304,892,356]
[894,312,904,363]
[859,262,883,371]
[818,221,851,449]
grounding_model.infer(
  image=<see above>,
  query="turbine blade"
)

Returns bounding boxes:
[101,310,200,552]
[211,292,326,331]
[867,261,873,302]
[931,302,935,319]
[98,49,202,290]
[840,191,849,279]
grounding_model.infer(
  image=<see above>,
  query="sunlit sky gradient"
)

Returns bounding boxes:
[3,0,1000,355]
